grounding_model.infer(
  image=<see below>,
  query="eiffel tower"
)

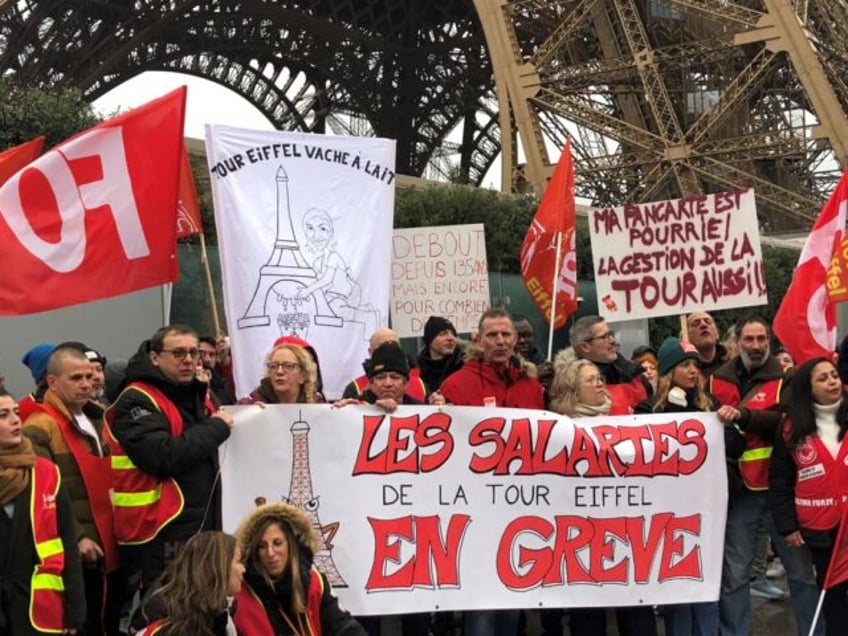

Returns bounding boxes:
[286,410,346,587]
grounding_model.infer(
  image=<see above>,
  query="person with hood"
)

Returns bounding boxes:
[104,324,233,595]
[416,316,464,392]
[234,502,366,636]
[0,388,86,635]
[133,531,244,636]
[555,316,651,415]
[238,343,319,405]
[636,338,745,636]
[439,308,543,636]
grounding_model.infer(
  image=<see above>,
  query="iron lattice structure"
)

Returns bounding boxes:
[1,1,847,230]
[476,0,848,231]
[0,0,499,184]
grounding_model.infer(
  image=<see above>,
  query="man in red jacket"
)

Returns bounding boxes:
[439,308,543,636]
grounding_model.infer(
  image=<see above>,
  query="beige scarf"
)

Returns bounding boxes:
[573,395,612,418]
[0,437,36,504]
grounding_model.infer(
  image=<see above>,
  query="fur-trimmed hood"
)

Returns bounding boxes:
[236,502,321,562]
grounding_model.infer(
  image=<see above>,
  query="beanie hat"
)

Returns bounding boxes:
[631,345,658,368]
[423,316,457,348]
[657,337,700,376]
[368,342,409,379]
[21,342,56,383]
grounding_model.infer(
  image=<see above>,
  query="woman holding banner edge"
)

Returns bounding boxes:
[770,356,848,635]
[547,357,659,636]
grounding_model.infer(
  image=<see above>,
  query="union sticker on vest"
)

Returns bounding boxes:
[797,463,825,482]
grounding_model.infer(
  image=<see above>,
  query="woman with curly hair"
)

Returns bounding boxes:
[238,343,318,405]
[134,531,244,635]
[548,357,610,417]
[234,502,365,635]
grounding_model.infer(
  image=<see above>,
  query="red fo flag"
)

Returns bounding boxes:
[176,142,203,238]
[824,505,848,589]
[0,136,45,186]
[0,87,186,315]
[520,138,578,328]
[773,170,848,364]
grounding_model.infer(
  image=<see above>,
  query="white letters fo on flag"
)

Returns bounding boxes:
[0,128,147,272]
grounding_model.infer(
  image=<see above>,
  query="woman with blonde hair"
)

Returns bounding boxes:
[239,343,317,405]
[234,502,365,635]
[548,357,611,417]
[134,531,245,635]
[636,337,744,636]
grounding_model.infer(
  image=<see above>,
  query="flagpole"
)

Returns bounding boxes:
[807,589,825,636]
[547,231,563,361]
[199,232,222,335]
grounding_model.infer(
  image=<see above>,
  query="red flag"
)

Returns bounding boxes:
[824,505,848,589]
[176,142,203,238]
[0,87,186,315]
[520,138,578,328]
[773,170,848,364]
[0,136,45,186]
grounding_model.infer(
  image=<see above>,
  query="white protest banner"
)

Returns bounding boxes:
[221,405,728,614]
[205,126,395,399]
[391,223,489,337]
[589,189,767,320]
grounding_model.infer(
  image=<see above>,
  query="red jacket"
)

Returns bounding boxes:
[440,357,544,409]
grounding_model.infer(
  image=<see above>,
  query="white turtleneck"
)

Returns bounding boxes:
[812,398,842,459]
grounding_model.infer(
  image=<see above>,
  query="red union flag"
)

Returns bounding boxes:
[520,139,578,328]
[0,136,45,186]
[176,142,203,238]
[0,88,185,315]
[773,170,848,363]
[824,505,848,589]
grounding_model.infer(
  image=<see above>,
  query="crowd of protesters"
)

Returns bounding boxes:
[2,306,847,636]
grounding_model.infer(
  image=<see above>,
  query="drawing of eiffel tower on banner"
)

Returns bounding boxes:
[238,166,343,332]
[286,411,347,587]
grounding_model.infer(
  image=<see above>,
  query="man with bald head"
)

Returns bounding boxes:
[341,327,428,401]
[686,311,728,378]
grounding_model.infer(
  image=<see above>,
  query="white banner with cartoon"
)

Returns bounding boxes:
[205,125,396,399]
[220,404,728,615]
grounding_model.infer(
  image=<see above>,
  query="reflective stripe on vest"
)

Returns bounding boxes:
[29,457,65,634]
[104,383,185,545]
[711,375,781,490]
[234,566,325,636]
[136,619,168,635]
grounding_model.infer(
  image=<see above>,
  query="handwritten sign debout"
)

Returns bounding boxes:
[390,223,489,337]
[589,189,767,320]
[221,405,728,615]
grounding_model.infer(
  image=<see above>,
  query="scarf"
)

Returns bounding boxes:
[573,395,612,418]
[0,437,36,504]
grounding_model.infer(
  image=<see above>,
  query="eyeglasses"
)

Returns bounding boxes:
[586,331,616,343]
[267,362,301,373]
[159,348,201,360]
[582,374,605,386]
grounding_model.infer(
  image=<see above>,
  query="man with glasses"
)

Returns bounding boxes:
[105,324,233,595]
[561,315,653,416]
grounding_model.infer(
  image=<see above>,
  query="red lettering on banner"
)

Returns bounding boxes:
[468,418,708,477]
[496,513,703,590]
[353,412,454,475]
[366,514,471,590]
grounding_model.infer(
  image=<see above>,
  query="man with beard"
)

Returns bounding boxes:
[686,311,729,379]
[712,315,820,636]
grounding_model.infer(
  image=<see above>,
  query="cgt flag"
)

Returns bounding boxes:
[520,138,578,328]
[773,170,848,364]
[176,142,203,238]
[0,88,186,315]
[0,136,45,186]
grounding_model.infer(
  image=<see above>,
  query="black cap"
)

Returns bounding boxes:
[423,316,457,348]
[368,342,410,379]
